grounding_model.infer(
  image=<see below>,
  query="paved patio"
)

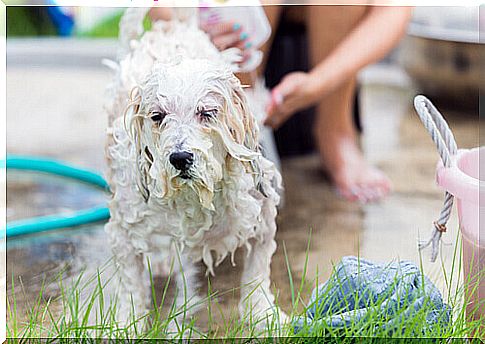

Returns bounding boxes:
[6,39,479,328]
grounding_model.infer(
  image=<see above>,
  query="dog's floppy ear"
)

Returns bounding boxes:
[124,86,153,202]
[229,78,259,152]
[226,76,267,196]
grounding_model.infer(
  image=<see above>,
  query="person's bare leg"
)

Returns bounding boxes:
[307,5,391,203]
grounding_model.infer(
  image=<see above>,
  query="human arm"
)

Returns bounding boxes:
[264,6,413,128]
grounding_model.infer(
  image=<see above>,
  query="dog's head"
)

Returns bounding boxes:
[124,59,263,209]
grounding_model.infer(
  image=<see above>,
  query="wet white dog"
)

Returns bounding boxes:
[104,8,284,327]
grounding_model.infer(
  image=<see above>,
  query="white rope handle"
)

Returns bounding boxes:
[413,95,458,262]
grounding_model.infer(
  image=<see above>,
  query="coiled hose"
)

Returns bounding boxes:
[3,155,110,238]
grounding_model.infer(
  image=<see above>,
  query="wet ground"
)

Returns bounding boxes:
[6,59,480,331]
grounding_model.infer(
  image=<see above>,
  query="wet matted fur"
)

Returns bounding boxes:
[104,8,284,326]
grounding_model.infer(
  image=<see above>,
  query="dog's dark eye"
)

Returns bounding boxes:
[198,109,218,120]
[150,111,167,122]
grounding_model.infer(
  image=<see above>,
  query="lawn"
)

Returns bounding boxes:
[7,233,484,340]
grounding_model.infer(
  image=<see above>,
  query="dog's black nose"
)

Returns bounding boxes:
[169,151,194,171]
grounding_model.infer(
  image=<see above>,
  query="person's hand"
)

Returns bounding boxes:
[200,21,253,53]
[264,71,321,129]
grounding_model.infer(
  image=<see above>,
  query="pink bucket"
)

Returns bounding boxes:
[436,147,484,323]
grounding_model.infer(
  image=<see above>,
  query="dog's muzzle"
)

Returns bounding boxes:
[169,151,194,178]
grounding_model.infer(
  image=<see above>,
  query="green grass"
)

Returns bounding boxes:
[7,232,484,341]
[77,12,152,38]
[7,7,57,37]
[6,8,150,38]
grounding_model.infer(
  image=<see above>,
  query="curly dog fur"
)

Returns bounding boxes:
[104,8,284,326]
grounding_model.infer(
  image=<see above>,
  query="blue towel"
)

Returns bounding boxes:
[294,256,451,335]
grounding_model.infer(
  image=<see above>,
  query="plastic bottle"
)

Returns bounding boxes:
[198,0,271,72]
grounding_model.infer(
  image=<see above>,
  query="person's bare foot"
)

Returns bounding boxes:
[318,135,392,203]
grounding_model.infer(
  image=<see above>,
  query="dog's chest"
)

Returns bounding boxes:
[148,178,264,253]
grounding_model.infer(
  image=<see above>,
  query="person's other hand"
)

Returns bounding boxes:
[264,71,321,129]
[200,21,253,53]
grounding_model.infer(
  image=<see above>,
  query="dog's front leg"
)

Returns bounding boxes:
[107,223,150,324]
[239,236,279,325]
[167,250,202,334]
[117,251,148,323]
[239,201,287,327]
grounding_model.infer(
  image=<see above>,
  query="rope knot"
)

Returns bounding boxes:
[433,221,447,233]
[414,95,458,262]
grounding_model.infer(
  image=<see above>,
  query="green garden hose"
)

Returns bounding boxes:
[3,155,111,238]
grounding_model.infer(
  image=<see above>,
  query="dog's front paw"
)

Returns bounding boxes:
[115,301,150,331]
[164,313,203,339]
[240,302,289,332]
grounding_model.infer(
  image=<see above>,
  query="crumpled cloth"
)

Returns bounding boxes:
[294,256,451,334]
